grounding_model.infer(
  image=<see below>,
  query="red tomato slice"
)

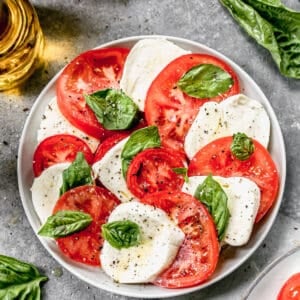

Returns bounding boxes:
[277,273,300,300]
[188,136,279,223]
[33,134,94,177]
[93,132,129,163]
[53,185,120,266]
[140,191,219,288]
[145,54,240,155]
[56,47,130,140]
[126,148,186,198]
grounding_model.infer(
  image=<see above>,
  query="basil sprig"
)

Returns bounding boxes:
[231,132,254,161]
[219,0,300,79]
[102,220,141,250]
[173,167,189,183]
[59,152,93,196]
[85,88,140,130]
[194,175,230,240]
[38,210,93,238]
[0,254,47,300]
[178,64,233,99]
[121,126,161,177]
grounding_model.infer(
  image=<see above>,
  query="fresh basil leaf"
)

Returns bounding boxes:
[121,126,161,177]
[194,175,230,240]
[177,64,233,99]
[102,220,141,250]
[38,210,92,238]
[59,152,93,196]
[0,254,47,299]
[231,132,254,160]
[173,167,189,183]
[219,0,300,79]
[85,89,140,130]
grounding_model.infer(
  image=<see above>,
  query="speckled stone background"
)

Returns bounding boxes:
[0,0,300,299]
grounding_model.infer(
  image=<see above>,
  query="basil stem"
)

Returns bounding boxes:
[194,175,230,240]
[102,220,141,250]
[85,88,140,130]
[220,0,300,79]
[178,64,233,99]
[38,210,93,238]
[0,254,47,300]
[231,132,254,160]
[121,126,161,178]
[59,152,93,196]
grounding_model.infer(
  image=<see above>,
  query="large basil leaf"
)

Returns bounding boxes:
[178,64,233,98]
[231,132,254,160]
[194,175,230,240]
[219,0,300,79]
[85,89,140,130]
[0,254,47,299]
[38,210,93,238]
[121,126,161,178]
[59,152,93,196]
[102,220,141,250]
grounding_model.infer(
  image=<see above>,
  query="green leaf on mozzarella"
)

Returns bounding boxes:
[85,89,140,130]
[182,176,260,246]
[184,94,270,159]
[31,162,71,224]
[120,38,190,111]
[100,201,184,283]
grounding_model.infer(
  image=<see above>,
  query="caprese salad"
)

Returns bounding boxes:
[31,38,279,289]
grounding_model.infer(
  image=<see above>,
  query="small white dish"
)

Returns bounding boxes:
[17,35,286,298]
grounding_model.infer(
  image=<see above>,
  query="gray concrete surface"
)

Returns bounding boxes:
[0,0,300,299]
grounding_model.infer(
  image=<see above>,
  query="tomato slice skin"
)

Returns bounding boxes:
[188,136,279,223]
[126,148,186,199]
[140,191,219,288]
[277,273,300,300]
[145,53,240,155]
[33,134,94,177]
[53,185,120,266]
[56,47,130,140]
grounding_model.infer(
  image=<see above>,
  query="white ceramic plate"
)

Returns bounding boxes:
[17,35,286,298]
[245,246,300,299]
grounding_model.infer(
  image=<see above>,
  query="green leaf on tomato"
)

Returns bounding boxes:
[85,88,140,130]
[0,254,47,299]
[121,126,161,178]
[59,152,93,196]
[194,175,230,240]
[38,210,93,238]
[102,220,141,250]
[177,64,233,99]
[173,167,189,183]
[219,0,300,79]
[230,132,254,161]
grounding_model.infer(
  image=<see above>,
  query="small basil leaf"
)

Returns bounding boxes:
[121,126,161,178]
[173,167,189,183]
[59,152,93,196]
[194,175,230,240]
[38,210,93,238]
[85,89,140,130]
[102,220,141,250]
[231,132,254,161]
[177,64,233,99]
[0,254,47,299]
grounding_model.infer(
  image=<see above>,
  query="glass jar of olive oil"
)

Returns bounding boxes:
[0,0,44,91]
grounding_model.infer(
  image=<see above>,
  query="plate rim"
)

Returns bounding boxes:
[17,34,287,298]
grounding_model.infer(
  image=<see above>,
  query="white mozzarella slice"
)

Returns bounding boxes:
[37,97,99,153]
[120,38,189,111]
[182,176,260,246]
[92,137,134,202]
[31,162,71,224]
[101,201,184,283]
[184,94,270,159]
